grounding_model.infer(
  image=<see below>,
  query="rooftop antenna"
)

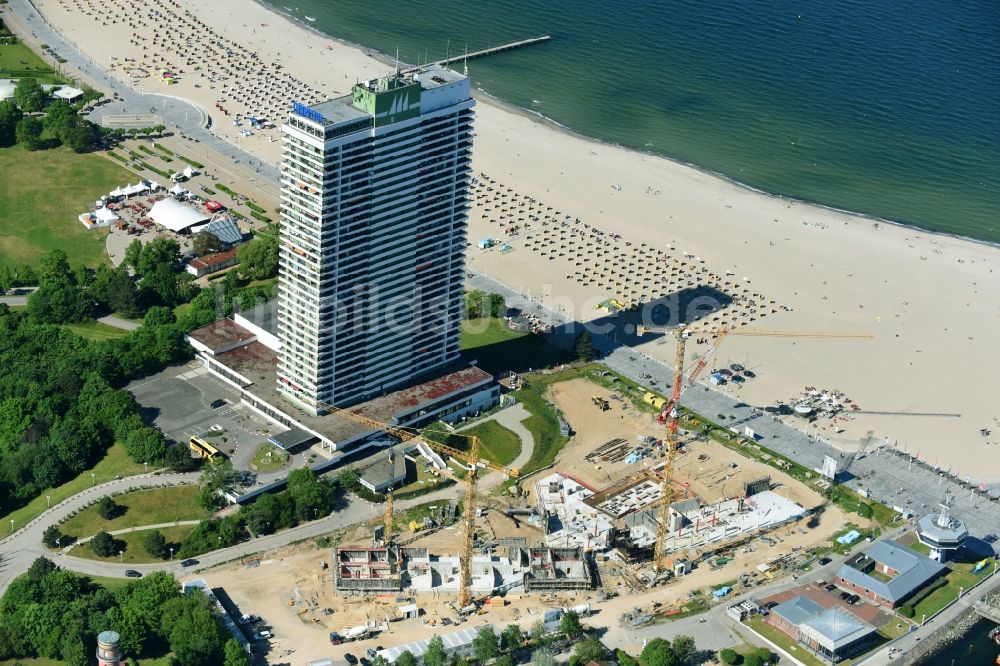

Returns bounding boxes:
[394,46,400,76]
[446,38,451,64]
[463,45,468,76]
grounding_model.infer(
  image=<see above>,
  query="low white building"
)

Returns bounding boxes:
[377,625,496,664]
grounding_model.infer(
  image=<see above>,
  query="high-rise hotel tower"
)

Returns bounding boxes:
[278,65,474,415]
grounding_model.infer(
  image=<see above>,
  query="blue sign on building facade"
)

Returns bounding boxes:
[293,101,324,124]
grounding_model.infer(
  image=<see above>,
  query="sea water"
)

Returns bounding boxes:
[268,0,1000,244]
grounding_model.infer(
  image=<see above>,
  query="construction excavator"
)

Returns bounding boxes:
[635,324,873,573]
[316,400,519,606]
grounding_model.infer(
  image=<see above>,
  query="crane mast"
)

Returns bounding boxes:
[315,401,516,607]
[638,325,871,573]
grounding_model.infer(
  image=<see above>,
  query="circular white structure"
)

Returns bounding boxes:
[916,504,968,562]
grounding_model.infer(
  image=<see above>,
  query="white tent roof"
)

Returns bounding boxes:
[110,187,126,197]
[94,208,119,223]
[0,79,15,101]
[182,166,199,178]
[149,198,210,232]
[53,86,85,101]
[170,183,188,195]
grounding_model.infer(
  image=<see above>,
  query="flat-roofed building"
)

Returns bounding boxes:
[279,64,474,415]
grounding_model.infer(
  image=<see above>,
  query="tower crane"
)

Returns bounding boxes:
[315,400,519,606]
[636,324,872,573]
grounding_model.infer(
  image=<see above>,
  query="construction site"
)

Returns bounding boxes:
[187,323,869,664]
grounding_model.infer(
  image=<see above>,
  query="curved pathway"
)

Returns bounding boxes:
[455,403,536,471]
[0,469,463,596]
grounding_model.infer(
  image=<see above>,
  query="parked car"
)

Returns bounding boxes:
[210,399,227,408]
[848,594,861,604]
[253,630,272,641]
[124,570,142,578]
[819,557,833,565]
[839,592,851,601]
[180,558,199,567]
[344,653,358,665]
[825,584,836,592]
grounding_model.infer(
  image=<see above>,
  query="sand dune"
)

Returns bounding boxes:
[29,0,1000,480]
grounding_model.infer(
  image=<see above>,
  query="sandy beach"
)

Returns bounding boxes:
[23,0,1000,480]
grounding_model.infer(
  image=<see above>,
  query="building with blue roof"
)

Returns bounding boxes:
[836,539,946,609]
[767,595,876,662]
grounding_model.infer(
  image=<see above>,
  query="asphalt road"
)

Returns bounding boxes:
[0,469,464,597]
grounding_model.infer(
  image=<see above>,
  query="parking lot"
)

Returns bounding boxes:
[127,361,273,471]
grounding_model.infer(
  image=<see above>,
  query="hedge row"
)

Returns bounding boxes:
[177,155,204,169]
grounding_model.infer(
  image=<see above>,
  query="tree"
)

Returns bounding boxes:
[193,231,222,256]
[98,495,119,520]
[529,620,547,645]
[473,625,500,663]
[42,524,63,548]
[395,651,418,666]
[37,249,74,287]
[753,647,773,664]
[122,427,168,465]
[142,530,168,559]
[574,329,595,361]
[223,638,251,666]
[501,624,523,651]
[529,648,556,666]
[424,635,447,666]
[559,610,583,638]
[90,530,118,557]
[286,468,334,521]
[142,262,180,307]
[15,115,44,150]
[640,638,677,666]
[63,117,100,153]
[0,99,23,147]
[573,635,606,664]
[488,292,506,317]
[135,237,180,278]
[164,443,198,472]
[106,268,143,318]
[236,235,279,280]
[495,656,514,666]
[671,635,696,665]
[718,649,739,665]
[743,655,763,666]
[123,239,143,270]
[42,99,74,138]
[14,78,46,112]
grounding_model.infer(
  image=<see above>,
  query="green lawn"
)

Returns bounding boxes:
[460,317,574,376]
[0,443,147,535]
[70,524,196,564]
[461,421,522,467]
[63,320,131,341]
[251,443,291,472]
[911,564,991,619]
[423,420,522,468]
[0,146,133,268]
[0,40,62,83]
[747,616,826,666]
[510,382,570,475]
[59,485,205,539]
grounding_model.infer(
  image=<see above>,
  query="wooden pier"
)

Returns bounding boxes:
[406,35,551,72]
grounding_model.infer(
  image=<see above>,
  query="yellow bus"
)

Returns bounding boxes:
[188,435,223,460]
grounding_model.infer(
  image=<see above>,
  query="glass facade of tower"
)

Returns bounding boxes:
[278,66,474,414]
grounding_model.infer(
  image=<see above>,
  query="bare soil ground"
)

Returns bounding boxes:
[546,378,824,510]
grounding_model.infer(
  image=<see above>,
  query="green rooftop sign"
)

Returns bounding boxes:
[352,77,422,128]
